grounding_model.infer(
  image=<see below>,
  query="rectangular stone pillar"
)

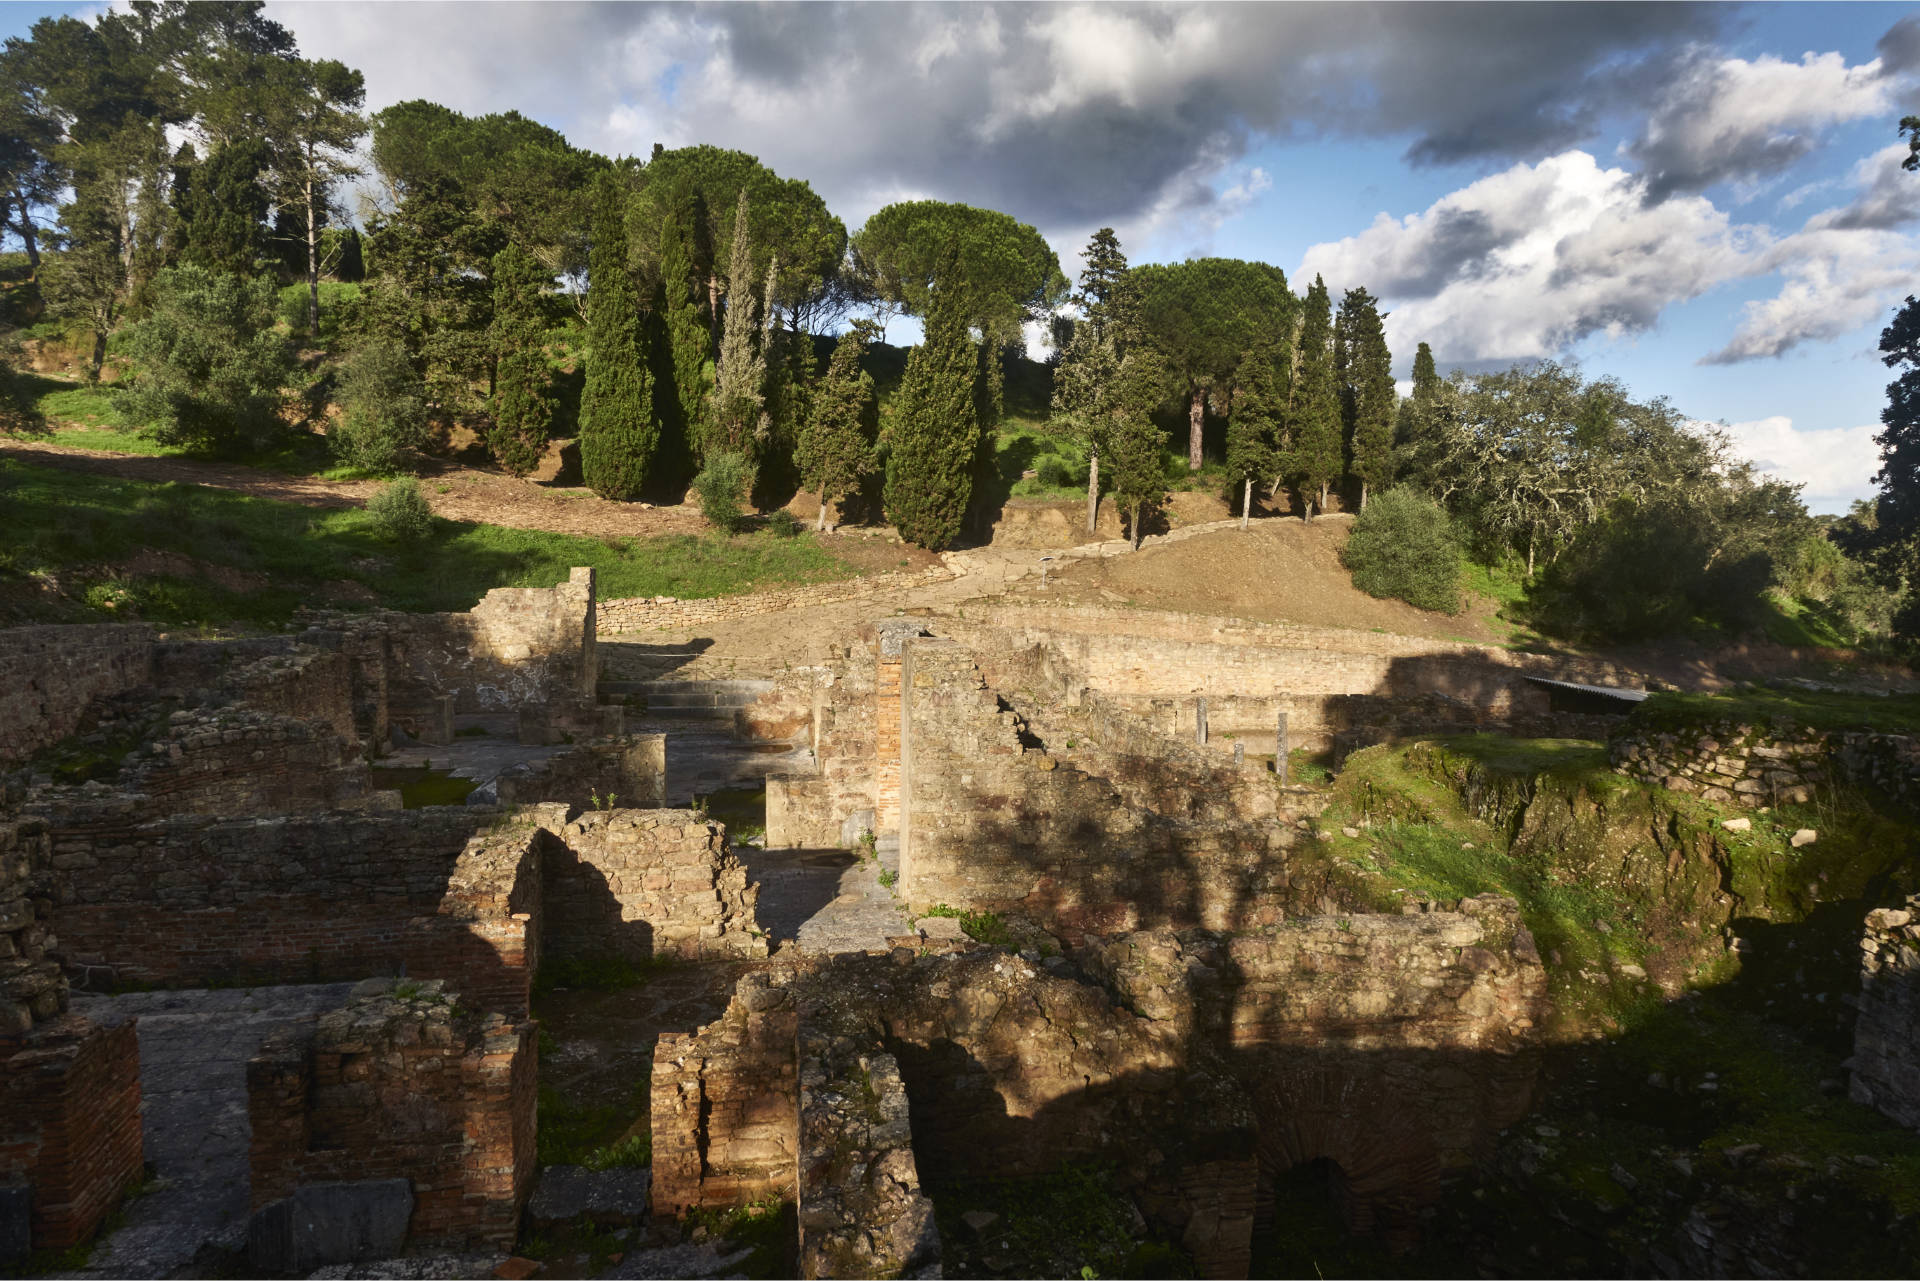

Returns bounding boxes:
[1195,697,1208,747]
[1276,712,1289,783]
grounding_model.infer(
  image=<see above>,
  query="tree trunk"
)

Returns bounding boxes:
[1527,531,1536,580]
[707,271,723,358]
[1242,477,1252,530]
[817,489,829,533]
[1359,480,1368,512]
[304,166,320,335]
[1085,447,1099,533]
[1319,480,1329,513]
[88,326,107,382]
[12,191,39,273]
[1132,501,1143,550]
[1188,388,1204,471]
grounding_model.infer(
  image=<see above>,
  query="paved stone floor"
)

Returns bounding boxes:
[738,834,910,954]
[64,984,355,1279]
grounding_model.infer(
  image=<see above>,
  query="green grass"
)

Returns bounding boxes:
[928,1162,1192,1281]
[1758,589,1863,649]
[368,766,480,808]
[532,952,671,997]
[701,784,767,843]
[685,1196,796,1280]
[0,459,860,628]
[918,903,1015,946]
[535,1081,650,1167]
[1628,685,1920,737]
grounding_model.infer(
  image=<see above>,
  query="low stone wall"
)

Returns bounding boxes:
[1611,721,1920,809]
[596,565,958,635]
[652,970,799,1218]
[542,809,765,964]
[247,979,537,1251]
[2,818,62,1040]
[1851,894,1920,1131]
[491,735,666,810]
[767,647,877,850]
[0,624,155,767]
[108,706,371,817]
[796,1031,940,1280]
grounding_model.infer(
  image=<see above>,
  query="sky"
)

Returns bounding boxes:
[9,1,1920,513]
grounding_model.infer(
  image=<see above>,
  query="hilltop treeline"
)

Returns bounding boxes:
[0,1,1900,647]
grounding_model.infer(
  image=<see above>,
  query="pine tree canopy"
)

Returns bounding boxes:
[851,199,1067,346]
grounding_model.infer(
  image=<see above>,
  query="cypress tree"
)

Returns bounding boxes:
[712,188,765,460]
[797,319,878,531]
[487,243,552,477]
[885,258,978,550]
[1109,348,1170,550]
[1289,274,1343,520]
[1228,343,1284,530]
[658,207,712,465]
[1340,286,1395,509]
[579,176,656,498]
[1412,341,1439,404]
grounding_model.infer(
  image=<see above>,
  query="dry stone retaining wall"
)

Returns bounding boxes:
[1851,894,1920,1131]
[596,564,958,635]
[1611,721,1920,809]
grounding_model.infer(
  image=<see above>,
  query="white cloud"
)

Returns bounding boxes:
[1629,46,1912,198]
[1299,151,1757,367]
[1721,414,1882,513]
[1703,226,1918,364]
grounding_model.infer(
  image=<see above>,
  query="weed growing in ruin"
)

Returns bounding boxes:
[920,904,1014,947]
[589,788,618,811]
[878,867,897,889]
[685,1196,795,1279]
[927,1162,1190,1281]
[858,829,878,859]
[532,953,670,996]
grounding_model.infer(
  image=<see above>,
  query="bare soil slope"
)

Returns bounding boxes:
[1048,514,1510,645]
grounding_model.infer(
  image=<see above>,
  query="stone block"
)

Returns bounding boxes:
[525,1165,651,1227]
[247,1178,414,1275]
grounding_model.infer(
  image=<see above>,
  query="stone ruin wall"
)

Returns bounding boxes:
[766,644,880,850]
[898,636,1293,939]
[1851,894,1920,1131]
[1613,720,1920,810]
[1,818,145,1253]
[593,563,959,635]
[247,980,537,1256]
[0,624,157,767]
[651,902,1546,1279]
[940,603,1641,750]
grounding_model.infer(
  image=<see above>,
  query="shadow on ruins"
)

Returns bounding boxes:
[5,570,1920,1279]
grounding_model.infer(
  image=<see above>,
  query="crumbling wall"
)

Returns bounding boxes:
[652,970,799,1217]
[767,645,877,849]
[542,809,766,966]
[102,705,370,816]
[0,624,155,766]
[797,1031,940,1280]
[247,979,537,1250]
[1851,895,1920,1131]
[1,819,145,1254]
[898,637,1291,939]
[490,735,666,809]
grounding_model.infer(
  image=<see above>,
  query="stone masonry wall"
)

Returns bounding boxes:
[651,970,799,1218]
[796,1031,940,1280]
[1851,894,1920,1131]
[1611,721,1920,810]
[101,705,370,817]
[541,809,766,964]
[1,818,62,1039]
[0,624,155,766]
[490,735,666,810]
[247,979,537,1249]
[899,637,1290,940]
[767,645,878,849]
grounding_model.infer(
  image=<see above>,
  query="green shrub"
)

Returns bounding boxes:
[366,478,434,542]
[331,344,430,474]
[114,266,295,456]
[1035,454,1078,488]
[765,509,802,538]
[693,450,752,534]
[1341,488,1463,613]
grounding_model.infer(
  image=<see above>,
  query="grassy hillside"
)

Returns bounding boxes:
[0,459,857,629]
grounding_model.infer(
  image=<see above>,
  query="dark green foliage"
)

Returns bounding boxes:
[1227,342,1284,485]
[1411,341,1439,401]
[1336,286,1394,502]
[884,270,979,550]
[579,175,655,499]
[1340,487,1462,612]
[1860,294,1920,641]
[1108,349,1171,547]
[331,342,429,473]
[1130,256,1295,470]
[796,319,876,528]
[114,265,292,455]
[320,226,363,281]
[365,477,434,541]
[172,138,271,276]
[487,243,551,477]
[1074,227,1135,345]
[711,189,767,460]
[657,204,711,461]
[693,449,751,534]
[851,199,1067,345]
[1288,274,1343,510]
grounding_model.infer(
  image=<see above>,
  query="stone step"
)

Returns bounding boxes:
[596,679,773,709]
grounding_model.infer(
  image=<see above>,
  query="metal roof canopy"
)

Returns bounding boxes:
[1524,676,1649,704]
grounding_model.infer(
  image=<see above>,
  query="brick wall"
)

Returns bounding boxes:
[1851,894,1920,1131]
[0,1015,143,1250]
[247,981,537,1249]
[0,624,155,766]
[651,970,799,1217]
[541,809,766,964]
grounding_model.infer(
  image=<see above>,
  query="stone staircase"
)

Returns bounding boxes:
[597,679,774,723]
